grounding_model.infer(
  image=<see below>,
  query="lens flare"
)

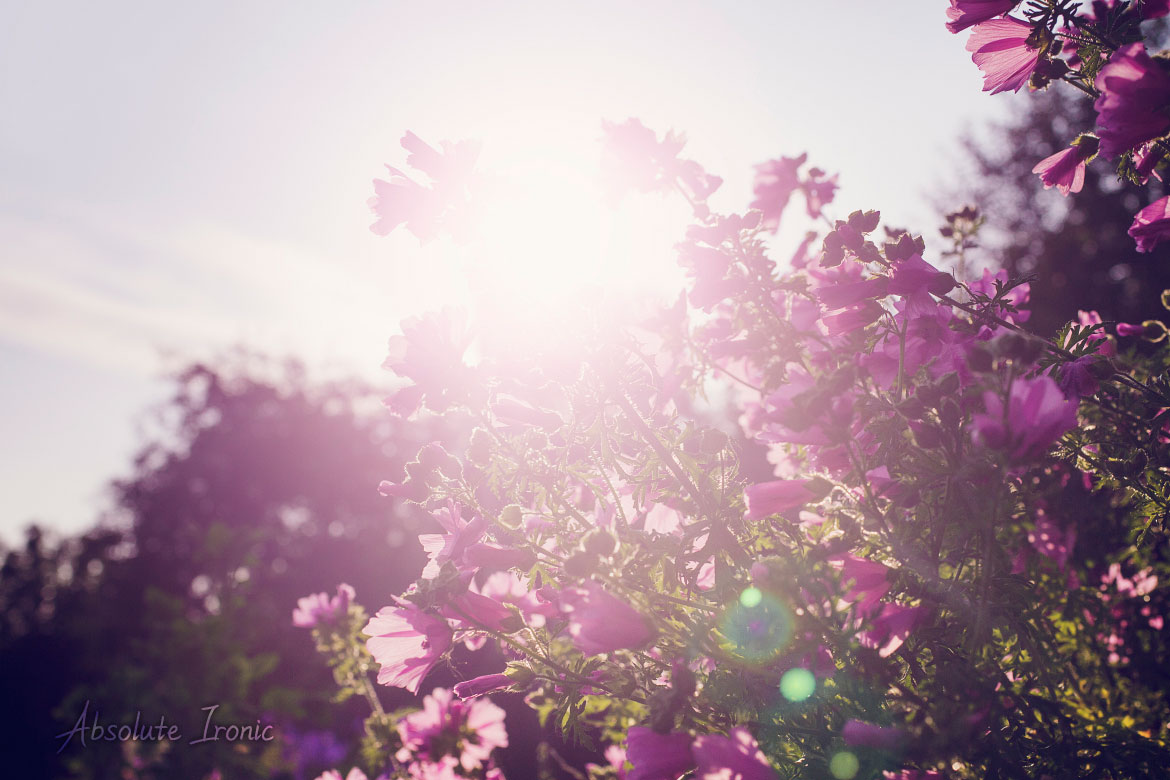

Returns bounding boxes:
[739,586,764,608]
[717,590,793,663]
[829,751,860,779]
[779,668,816,702]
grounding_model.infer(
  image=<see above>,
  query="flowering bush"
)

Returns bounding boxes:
[297,4,1170,778]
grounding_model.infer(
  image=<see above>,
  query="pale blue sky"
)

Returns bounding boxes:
[0,1,1008,542]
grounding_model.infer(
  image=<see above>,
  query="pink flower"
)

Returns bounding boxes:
[364,602,453,693]
[972,375,1078,461]
[692,727,778,780]
[966,18,1040,95]
[314,770,368,780]
[1129,195,1170,253]
[442,590,519,633]
[369,132,480,243]
[589,745,629,780]
[625,727,695,780]
[946,0,1018,34]
[601,119,721,210]
[751,154,808,232]
[1094,43,1170,159]
[563,581,655,655]
[397,687,507,771]
[1077,310,1114,357]
[453,673,512,700]
[383,309,476,417]
[1032,138,1097,195]
[744,479,818,520]
[418,502,488,579]
[293,583,355,628]
[842,720,905,750]
[802,168,839,219]
[823,300,885,337]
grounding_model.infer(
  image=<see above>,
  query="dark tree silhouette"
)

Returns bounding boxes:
[954,87,1170,337]
[0,356,434,779]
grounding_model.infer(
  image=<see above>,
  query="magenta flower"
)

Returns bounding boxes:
[965,18,1040,95]
[364,602,453,693]
[588,745,629,780]
[293,583,355,628]
[751,154,808,232]
[397,687,507,771]
[946,0,1017,33]
[441,590,519,634]
[453,673,512,700]
[744,479,818,520]
[1032,137,1097,196]
[971,375,1077,461]
[1129,195,1170,253]
[1094,43,1170,159]
[834,555,891,617]
[692,727,778,780]
[625,727,695,780]
[1028,511,1075,571]
[887,255,957,299]
[563,581,654,655]
[842,720,906,750]
[823,300,885,337]
[859,603,927,658]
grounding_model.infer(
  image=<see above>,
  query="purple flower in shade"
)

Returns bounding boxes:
[814,277,889,311]
[1143,0,1170,19]
[1094,43,1170,159]
[750,154,808,232]
[1117,321,1147,337]
[397,688,508,772]
[946,0,1018,33]
[692,727,778,780]
[743,479,818,520]
[971,375,1078,461]
[823,300,885,337]
[1129,195,1170,252]
[887,255,957,300]
[859,603,927,658]
[562,581,655,655]
[292,583,355,628]
[625,727,695,780]
[1057,355,1100,399]
[453,673,512,700]
[1032,137,1098,196]
[965,18,1040,95]
[842,720,906,750]
[364,601,453,693]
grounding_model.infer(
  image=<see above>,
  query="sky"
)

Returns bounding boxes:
[0,1,1011,544]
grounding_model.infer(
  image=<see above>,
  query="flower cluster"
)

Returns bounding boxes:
[294,17,1170,773]
[946,0,1170,251]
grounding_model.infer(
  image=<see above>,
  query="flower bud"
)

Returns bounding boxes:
[583,528,618,556]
